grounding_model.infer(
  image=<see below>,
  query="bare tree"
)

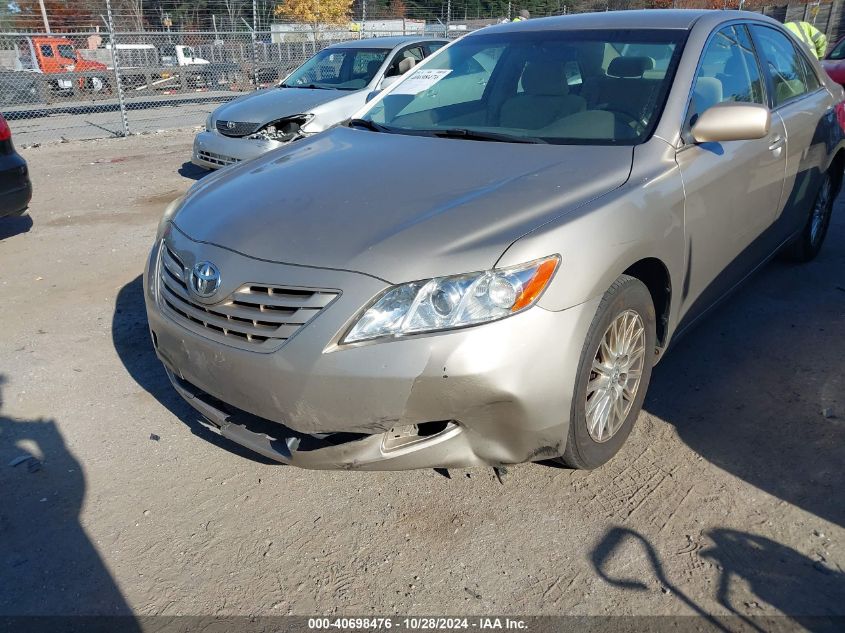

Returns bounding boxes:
[222,0,249,29]
[117,0,145,31]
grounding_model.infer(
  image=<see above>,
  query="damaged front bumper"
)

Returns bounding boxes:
[144,233,599,470]
[192,130,301,170]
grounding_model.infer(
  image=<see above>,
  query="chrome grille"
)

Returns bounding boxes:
[216,120,262,137]
[157,245,339,352]
[197,150,240,168]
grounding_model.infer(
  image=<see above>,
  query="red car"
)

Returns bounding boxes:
[822,36,845,85]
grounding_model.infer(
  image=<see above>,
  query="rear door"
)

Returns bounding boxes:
[750,24,835,236]
[675,24,787,321]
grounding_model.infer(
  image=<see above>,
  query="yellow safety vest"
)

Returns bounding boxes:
[784,21,827,59]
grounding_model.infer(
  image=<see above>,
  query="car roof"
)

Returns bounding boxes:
[479,9,765,33]
[326,36,447,50]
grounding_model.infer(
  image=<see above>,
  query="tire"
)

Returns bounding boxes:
[88,76,109,93]
[558,274,657,470]
[781,170,836,262]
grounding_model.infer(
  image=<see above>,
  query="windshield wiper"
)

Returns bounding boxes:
[280,83,334,90]
[431,128,548,144]
[347,118,391,133]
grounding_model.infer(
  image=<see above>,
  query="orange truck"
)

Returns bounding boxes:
[15,36,110,93]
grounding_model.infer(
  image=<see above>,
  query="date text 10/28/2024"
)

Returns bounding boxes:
[308,618,529,630]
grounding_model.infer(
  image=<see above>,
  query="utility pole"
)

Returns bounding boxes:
[252,0,259,88]
[38,0,50,32]
[105,0,130,138]
[446,0,451,36]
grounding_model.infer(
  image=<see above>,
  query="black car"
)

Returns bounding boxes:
[0,113,32,218]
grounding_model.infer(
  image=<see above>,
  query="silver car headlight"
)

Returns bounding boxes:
[342,255,560,344]
[205,112,214,132]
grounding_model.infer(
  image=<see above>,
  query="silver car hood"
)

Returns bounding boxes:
[214,86,357,124]
[175,127,633,283]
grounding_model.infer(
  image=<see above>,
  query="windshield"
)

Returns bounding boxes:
[362,29,687,145]
[284,47,390,90]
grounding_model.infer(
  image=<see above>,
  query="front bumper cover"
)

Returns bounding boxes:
[144,230,599,470]
[192,130,286,169]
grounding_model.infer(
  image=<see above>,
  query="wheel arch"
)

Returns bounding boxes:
[622,257,672,349]
[827,147,845,196]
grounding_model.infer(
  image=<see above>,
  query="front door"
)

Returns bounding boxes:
[675,24,787,324]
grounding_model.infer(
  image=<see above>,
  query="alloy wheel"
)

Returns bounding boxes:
[810,175,833,247]
[585,309,646,443]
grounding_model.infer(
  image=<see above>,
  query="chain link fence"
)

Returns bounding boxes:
[1,1,844,145]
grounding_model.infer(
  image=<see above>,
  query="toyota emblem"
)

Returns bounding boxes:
[190,261,221,298]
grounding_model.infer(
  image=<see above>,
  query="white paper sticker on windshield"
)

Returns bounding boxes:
[392,69,452,95]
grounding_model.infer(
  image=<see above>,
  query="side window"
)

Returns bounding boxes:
[40,44,54,58]
[57,44,76,60]
[797,52,821,91]
[386,46,424,77]
[751,25,810,106]
[688,25,765,126]
[426,42,446,55]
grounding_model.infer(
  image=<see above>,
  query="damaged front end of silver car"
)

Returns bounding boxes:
[246,114,314,143]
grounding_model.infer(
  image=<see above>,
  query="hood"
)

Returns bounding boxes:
[76,57,107,70]
[175,127,633,283]
[213,87,357,125]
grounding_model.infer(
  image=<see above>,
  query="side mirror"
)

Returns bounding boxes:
[379,75,401,91]
[691,102,770,143]
[365,90,379,103]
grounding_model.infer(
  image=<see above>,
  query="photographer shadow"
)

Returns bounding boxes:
[0,375,140,627]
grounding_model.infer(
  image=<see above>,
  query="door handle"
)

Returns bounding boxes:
[768,135,785,151]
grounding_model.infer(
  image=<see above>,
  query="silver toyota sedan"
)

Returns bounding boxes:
[192,36,447,169]
[147,10,844,471]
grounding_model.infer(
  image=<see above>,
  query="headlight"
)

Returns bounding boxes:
[155,195,185,242]
[205,112,214,132]
[342,255,560,344]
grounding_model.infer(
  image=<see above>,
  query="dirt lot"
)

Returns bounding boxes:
[1,131,843,624]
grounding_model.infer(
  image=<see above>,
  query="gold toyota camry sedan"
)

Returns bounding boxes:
[145,10,844,470]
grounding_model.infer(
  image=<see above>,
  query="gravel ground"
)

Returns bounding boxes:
[0,131,843,624]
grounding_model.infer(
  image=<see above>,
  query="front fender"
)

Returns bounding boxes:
[497,138,686,341]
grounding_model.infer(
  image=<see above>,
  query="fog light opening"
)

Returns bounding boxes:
[382,420,456,452]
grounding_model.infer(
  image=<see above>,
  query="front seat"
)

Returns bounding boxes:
[397,56,416,74]
[499,60,586,130]
[582,56,656,121]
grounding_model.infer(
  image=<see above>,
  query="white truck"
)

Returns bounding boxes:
[108,43,233,91]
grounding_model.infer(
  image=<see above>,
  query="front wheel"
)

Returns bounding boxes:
[782,171,835,262]
[88,76,110,93]
[558,275,656,470]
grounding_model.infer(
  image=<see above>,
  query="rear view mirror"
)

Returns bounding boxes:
[691,102,770,143]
